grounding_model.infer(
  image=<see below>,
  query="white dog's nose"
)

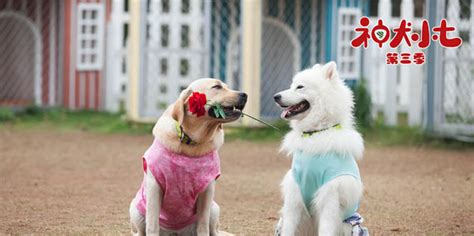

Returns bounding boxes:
[274,94,282,102]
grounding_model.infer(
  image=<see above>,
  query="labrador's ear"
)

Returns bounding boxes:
[323,61,338,80]
[172,89,193,125]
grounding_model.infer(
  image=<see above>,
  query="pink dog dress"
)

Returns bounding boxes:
[134,139,221,231]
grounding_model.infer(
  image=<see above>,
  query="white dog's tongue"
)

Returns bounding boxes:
[281,109,289,118]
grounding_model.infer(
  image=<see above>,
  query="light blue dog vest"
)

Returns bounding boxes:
[292,151,361,219]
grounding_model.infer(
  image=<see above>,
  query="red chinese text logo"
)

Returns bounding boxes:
[351,17,462,65]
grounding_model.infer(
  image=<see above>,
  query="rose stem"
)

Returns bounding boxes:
[241,112,280,131]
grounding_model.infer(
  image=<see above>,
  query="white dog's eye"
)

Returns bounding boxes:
[296,85,304,90]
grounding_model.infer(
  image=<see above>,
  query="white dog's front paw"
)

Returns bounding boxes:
[215,231,235,236]
[197,226,210,236]
[274,218,282,236]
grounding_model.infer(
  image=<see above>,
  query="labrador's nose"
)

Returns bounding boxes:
[238,92,248,106]
[273,94,282,102]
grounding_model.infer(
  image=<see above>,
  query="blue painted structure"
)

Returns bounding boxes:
[209,0,366,84]
[208,0,366,120]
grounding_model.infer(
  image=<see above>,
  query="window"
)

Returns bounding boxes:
[337,8,361,79]
[77,3,104,70]
[392,0,401,17]
[199,26,204,47]
[123,23,128,47]
[368,0,378,17]
[179,59,189,76]
[460,0,471,19]
[124,0,129,12]
[160,58,168,75]
[145,23,151,43]
[162,0,170,13]
[180,25,190,48]
[159,84,167,93]
[414,0,425,18]
[146,0,151,13]
[146,24,151,42]
[200,0,205,14]
[157,101,168,109]
[122,58,126,73]
[181,0,190,13]
[161,24,169,47]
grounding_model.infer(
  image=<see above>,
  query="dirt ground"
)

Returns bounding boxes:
[0,129,473,235]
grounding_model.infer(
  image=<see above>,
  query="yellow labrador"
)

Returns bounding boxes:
[129,78,247,236]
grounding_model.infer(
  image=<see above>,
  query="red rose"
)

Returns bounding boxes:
[188,92,207,117]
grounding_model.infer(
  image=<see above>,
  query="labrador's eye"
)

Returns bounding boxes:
[296,85,304,90]
[212,84,223,89]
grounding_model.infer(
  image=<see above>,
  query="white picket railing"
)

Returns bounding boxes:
[364,0,424,126]
[105,0,129,113]
[365,0,473,127]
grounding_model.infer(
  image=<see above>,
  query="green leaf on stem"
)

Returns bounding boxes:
[212,103,226,119]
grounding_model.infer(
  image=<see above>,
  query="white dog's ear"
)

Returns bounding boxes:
[323,61,338,80]
[172,88,193,125]
[312,63,321,69]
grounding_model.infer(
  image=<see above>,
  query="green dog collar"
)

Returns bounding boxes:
[175,121,197,145]
[302,124,341,137]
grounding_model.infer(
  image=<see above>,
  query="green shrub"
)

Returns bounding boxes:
[0,107,15,121]
[353,79,372,128]
[23,105,43,116]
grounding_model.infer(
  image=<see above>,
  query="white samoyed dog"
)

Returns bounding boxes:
[273,62,368,236]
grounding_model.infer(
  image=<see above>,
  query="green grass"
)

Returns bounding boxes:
[0,107,15,121]
[1,107,154,135]
[1,108,473,149]
[363,125,474,149]
[225,120,289,142]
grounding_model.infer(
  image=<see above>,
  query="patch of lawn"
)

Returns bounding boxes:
[1,108,472,149]
[360,125,474,149]
[226,123,474,149]
[3,107,153,135]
